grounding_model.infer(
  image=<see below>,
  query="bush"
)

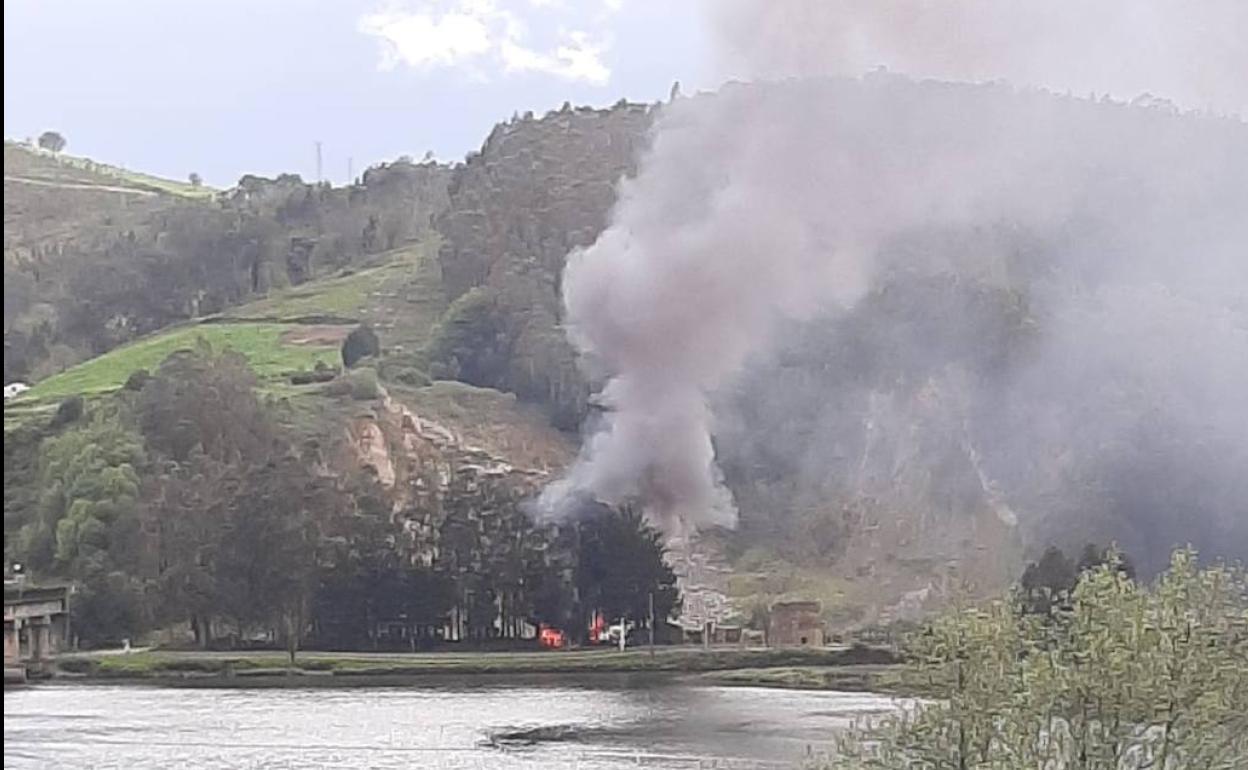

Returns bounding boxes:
[393,368,431,387]
[827,548,1248,769]
[322,378,351,397]
[123,369,153,392]
[289,368,337,385]
[341,324,380,369]
[323,368,381,400]
[349,368,380,400]
[50,395,85,427]
[425,288,509,388]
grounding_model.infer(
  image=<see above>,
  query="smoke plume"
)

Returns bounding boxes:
[544,0,1248,553]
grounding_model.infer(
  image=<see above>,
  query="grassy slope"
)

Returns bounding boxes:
[22,323,341,402]
[227,238,445,351]
[4,141,214,199]
[8,242,442,407]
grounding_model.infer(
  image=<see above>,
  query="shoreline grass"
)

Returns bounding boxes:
[54,646,898,685]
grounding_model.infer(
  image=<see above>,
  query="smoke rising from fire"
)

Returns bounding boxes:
[544,0,1248,554]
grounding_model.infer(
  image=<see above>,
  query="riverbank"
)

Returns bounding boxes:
[698,663,929,696]
[52,645,898,685]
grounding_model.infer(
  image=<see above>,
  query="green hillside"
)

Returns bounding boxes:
[6,241,444,419]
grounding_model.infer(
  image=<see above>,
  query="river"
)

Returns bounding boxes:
[4,676,901,769]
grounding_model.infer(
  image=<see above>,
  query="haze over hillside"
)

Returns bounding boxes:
[7,77,1246,637]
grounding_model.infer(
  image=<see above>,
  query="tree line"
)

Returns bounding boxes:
[5,343,677,652]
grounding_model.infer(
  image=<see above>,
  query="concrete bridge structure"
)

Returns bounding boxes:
[4,581,71,682]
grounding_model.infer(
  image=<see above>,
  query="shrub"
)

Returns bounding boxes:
[341,324,380,369]
[325,368,382,400]
[425,288,508,388]
[123,369,153,392]
[393,368,431,387]
[826,547,1248,769]
[50,395,85,427]
[289,369,337,385]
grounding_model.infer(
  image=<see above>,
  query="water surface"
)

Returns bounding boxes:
[4,676,900,768]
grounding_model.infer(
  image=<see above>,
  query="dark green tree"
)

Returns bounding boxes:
[574,502,679,641]
[38,131,66,153]
[1019,545,1076,615]
[137,341,275,463]
[341,324,380,369]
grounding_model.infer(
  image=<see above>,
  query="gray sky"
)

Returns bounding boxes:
[8,1,1245,189]
[4,0,711,187]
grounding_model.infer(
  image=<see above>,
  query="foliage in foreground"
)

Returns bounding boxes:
[824,549,1248,769]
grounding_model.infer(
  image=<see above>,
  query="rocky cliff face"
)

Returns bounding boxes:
[424,94,1033,618]
[332,383,574,563]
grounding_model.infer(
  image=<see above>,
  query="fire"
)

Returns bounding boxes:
[538,626,565,649]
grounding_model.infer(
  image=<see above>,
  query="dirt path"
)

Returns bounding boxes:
[4,175,159,196]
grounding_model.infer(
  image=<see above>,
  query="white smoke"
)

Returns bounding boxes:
[712,0,1248,117]
[543,0,1248,538]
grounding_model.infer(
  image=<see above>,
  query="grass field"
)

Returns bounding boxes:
[15,323,342,404]
[56,645,897,682]
[229,240,446,351]
[4,141,214,199]
[7,240,446,412]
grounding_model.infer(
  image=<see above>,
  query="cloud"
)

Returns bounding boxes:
[359,8,492,70]
[359,1,615,85]
[500,30,610,84]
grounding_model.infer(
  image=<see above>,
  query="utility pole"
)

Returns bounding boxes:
[315,141,323,183]
[648,591,656,657]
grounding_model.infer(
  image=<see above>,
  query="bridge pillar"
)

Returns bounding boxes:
[30,616,52,661]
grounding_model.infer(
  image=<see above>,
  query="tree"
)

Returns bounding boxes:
[21,409,148,646]
[829,547,1248,769]
[341,324,380,369]
[1020,542,1135,615]
[50,395,85,428]
[574,502,679,642]
[138,344,330,651]
[214,453,320,655]
[38,131,66,153]
[1019,545,1076,614]
[137,341,275,464]
[1077,541,1136,579]
[188,172,203,187]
